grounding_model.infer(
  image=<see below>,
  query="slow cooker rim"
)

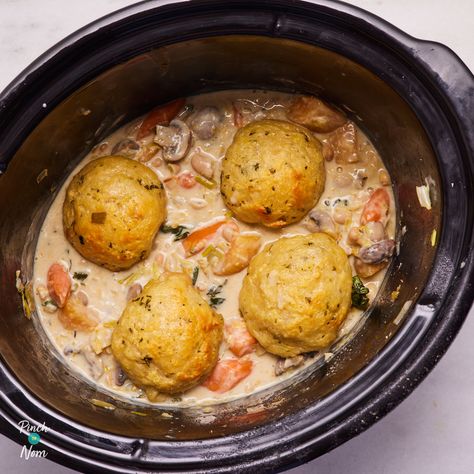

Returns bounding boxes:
[0,1,473,473]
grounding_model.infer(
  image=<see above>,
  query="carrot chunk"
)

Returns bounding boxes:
[136,98,185,140]
[182,220,227,256]
[203,359,253,393]
[47,263,71,308]
[225,320,257,357]
[360,188,390,225]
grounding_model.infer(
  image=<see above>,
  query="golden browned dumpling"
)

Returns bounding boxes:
[63,156,166,271]
[220,119,325,228]
[239,233,352,357]
[111,273,223,399]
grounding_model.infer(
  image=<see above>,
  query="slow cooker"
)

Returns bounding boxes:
[0,0,473,472]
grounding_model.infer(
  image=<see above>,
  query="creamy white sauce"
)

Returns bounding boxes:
[33,90,395,406]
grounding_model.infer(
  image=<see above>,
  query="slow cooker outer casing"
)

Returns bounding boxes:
[0,1,473,473]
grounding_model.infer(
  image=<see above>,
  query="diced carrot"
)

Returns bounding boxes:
[47,263,71,308]
[177,171,196,189]
[360,188,390,225]
[225,320,257,357]
[203,359,253,393]
[136,98,185,140]
[182,220,228,256]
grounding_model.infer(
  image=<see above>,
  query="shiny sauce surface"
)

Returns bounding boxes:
[33,90,395,406]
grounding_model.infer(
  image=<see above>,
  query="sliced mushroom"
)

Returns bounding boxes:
[353,169,369,189]
[358,239,395,264]
[111,139,140,158]
[154,119,191,162]
[275,355,306,376]
[305,210,336,236]
[191,151,215,179]
[190,106,222,139]
[115,366,127,386]
[354,257,387,278]
[81,347,104,380]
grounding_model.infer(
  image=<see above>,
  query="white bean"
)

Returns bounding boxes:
[333,207,349,224]
[191,152,215,179]
[127,283,142,301]
[189,197,208,209]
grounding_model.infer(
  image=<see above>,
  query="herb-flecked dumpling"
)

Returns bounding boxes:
[239,233,351,357]
[220,119,325,228]
[63,156,166,271]
[111,273,224,400]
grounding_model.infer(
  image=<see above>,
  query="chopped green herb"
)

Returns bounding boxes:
[352,275,370,310]
[195,175,217,189]
[142,356,153,367]
[42,299,57,307]
[192,267,199,286]
[202,244,224,259]
[118,272,139,285]
[73,271,89,281]
[207,284,225,308]
[210,297,225,307]
[160,223,190,241]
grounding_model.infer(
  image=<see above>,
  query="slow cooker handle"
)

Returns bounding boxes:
[411,40,474,154]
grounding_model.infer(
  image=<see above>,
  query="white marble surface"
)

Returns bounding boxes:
[0,1,473,473]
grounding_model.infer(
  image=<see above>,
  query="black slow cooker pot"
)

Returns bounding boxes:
[0,1,473,472]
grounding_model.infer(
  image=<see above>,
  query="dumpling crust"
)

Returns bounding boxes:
[239,233,352,357]
[63,155,166,271]
[111,273,224,398]
[220,119,325,228]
